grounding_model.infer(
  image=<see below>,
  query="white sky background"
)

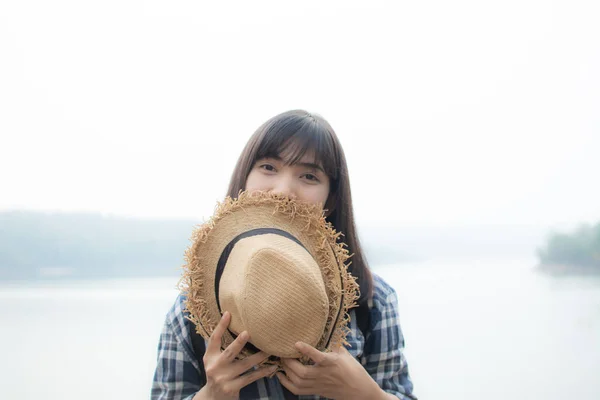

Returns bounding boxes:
[0,0,598,227]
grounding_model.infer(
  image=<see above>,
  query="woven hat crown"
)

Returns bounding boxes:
[219,234,329,357]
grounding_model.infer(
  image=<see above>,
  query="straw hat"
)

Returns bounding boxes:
[179,191,359,361]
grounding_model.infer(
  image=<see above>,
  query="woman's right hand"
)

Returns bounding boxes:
[193,311,277,400]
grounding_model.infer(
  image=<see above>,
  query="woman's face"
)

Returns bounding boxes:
[245,151,330,207]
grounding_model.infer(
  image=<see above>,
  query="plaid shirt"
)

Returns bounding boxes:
[151,274,416,400]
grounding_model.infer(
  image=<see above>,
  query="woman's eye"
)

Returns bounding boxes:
[260,164,276,172]
[303,173,320,182]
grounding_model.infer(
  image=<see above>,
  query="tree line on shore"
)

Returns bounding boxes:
[537,222,600,274]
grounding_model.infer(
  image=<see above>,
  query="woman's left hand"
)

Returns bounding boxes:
[277,342,383,400]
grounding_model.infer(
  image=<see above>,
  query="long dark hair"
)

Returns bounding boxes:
[227,110,373,303]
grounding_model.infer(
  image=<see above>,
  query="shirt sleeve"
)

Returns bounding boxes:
[150,306,203,400]
[362,285,417,400]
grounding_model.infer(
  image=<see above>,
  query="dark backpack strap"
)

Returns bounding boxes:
[355,300,371,341]
[190,325,207,386]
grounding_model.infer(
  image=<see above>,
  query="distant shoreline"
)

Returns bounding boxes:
[538,263,600,276]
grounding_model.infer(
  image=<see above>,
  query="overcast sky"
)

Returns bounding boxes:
[1,0,598,227]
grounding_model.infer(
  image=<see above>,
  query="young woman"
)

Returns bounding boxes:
[151,110,416,400]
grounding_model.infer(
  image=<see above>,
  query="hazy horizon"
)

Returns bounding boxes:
[0,208,559,283]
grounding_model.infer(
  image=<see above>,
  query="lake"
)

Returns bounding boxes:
[1,258,599,399]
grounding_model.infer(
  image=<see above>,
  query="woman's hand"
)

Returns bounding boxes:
[277,342,385,400]
[194,312,277,400]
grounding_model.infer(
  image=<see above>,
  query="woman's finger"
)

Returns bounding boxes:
[281,358,317,382]
[281,364,311,389]
[234,350,271,375]
[220,330,250,362]
[206,312,231,354]
[276,372,306,396]
[294,342,328,365]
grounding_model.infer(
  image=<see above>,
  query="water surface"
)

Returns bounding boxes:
[1,259,598,399]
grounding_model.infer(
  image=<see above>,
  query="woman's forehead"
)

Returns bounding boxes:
[260,140,321,166]
[279,147,319,165]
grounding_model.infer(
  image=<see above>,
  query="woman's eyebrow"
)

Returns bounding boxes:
[296,162,325,173]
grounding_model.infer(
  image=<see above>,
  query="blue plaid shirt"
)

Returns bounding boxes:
[151,274,416,399]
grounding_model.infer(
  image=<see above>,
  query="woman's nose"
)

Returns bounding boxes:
[271,179,297,199]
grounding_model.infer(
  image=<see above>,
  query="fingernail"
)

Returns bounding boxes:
[240,331,248,340]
